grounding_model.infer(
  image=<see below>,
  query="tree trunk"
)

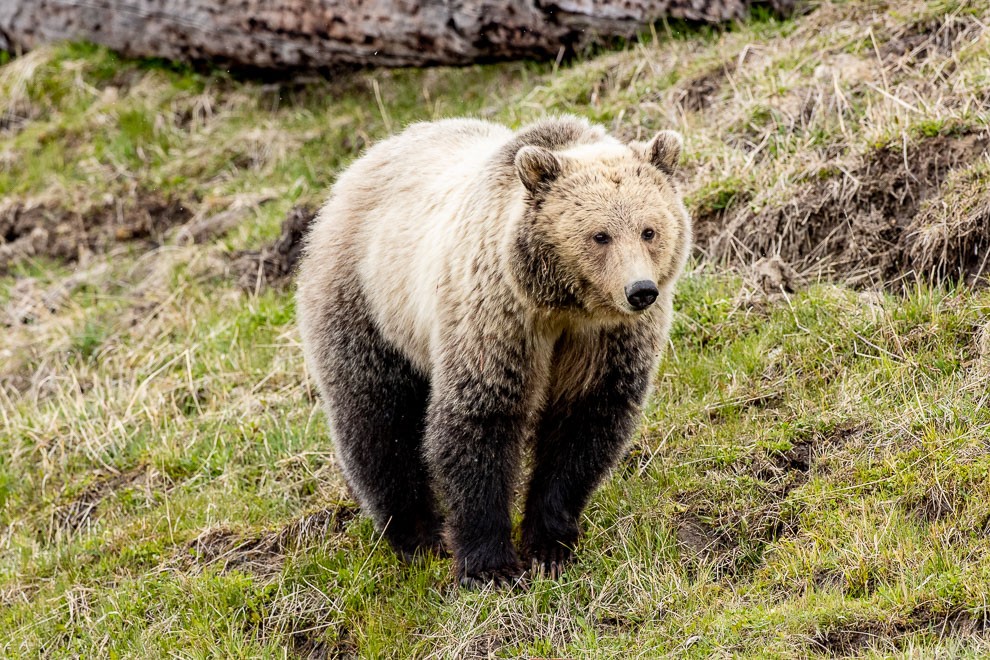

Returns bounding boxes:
[0,0,793,70]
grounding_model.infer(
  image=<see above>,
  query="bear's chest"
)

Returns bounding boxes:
[544,326,609,406]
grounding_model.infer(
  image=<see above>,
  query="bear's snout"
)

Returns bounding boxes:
[625,280,659,310]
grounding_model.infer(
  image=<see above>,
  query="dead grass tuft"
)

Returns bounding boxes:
[0,50,53,134]
[251,583,355,660]
[2,262,110,327]
[881,12,987,69]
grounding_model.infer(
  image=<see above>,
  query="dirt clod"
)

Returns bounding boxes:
[675,513,735,560]
[232,205,315,292]
[903,163,990,283]
[750,256,803,294]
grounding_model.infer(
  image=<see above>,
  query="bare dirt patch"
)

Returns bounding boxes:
[676,66,727,113]
[674,512,737,566]
[674,458,804,577]
[179,503,357,577]
[0,192,193,274]
[671,47,762,114]
[881,14,985,70]
[675,421,863,577]
[232,205,315,292]
[699,131,990,286]
[900,465,988,532]
[904,485,963,525]
[50,465,165,538]
[184,528,287,577]
[810,605,990,656]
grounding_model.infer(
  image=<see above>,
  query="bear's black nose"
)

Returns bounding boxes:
[625,280,659,310]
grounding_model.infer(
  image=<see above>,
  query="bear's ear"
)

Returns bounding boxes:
[515,146,562,194]
[642,130,683,175]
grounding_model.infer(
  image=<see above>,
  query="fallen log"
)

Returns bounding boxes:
[0,0,794,70]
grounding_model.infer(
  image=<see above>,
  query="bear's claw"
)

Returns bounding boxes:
[523,536,574,580]
[529,557,566,580]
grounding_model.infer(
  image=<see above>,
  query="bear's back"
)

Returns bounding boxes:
[302,119,517,376]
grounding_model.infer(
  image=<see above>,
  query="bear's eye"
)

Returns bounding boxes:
[642,228,656,241]
[593,232,611,245]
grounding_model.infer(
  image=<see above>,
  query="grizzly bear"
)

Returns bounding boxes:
[296,115,691,587]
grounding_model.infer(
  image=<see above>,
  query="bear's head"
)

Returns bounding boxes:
[512,130,692,320]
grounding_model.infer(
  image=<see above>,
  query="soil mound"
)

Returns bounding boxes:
[697,131,990,287]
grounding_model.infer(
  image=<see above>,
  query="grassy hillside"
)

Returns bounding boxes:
[2,0,990,656]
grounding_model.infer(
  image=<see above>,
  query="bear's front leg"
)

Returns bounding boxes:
[424,329,539,588]
[523,325,657,578]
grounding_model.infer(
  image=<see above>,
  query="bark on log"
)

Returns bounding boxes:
[0,0,795,69]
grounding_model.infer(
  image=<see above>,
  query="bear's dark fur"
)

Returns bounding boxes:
[296,116,691,587]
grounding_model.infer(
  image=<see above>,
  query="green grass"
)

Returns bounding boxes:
[6,266,990,657]
[3,0,990,656]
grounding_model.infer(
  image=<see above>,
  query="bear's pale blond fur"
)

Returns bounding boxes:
[296,115,691,586]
